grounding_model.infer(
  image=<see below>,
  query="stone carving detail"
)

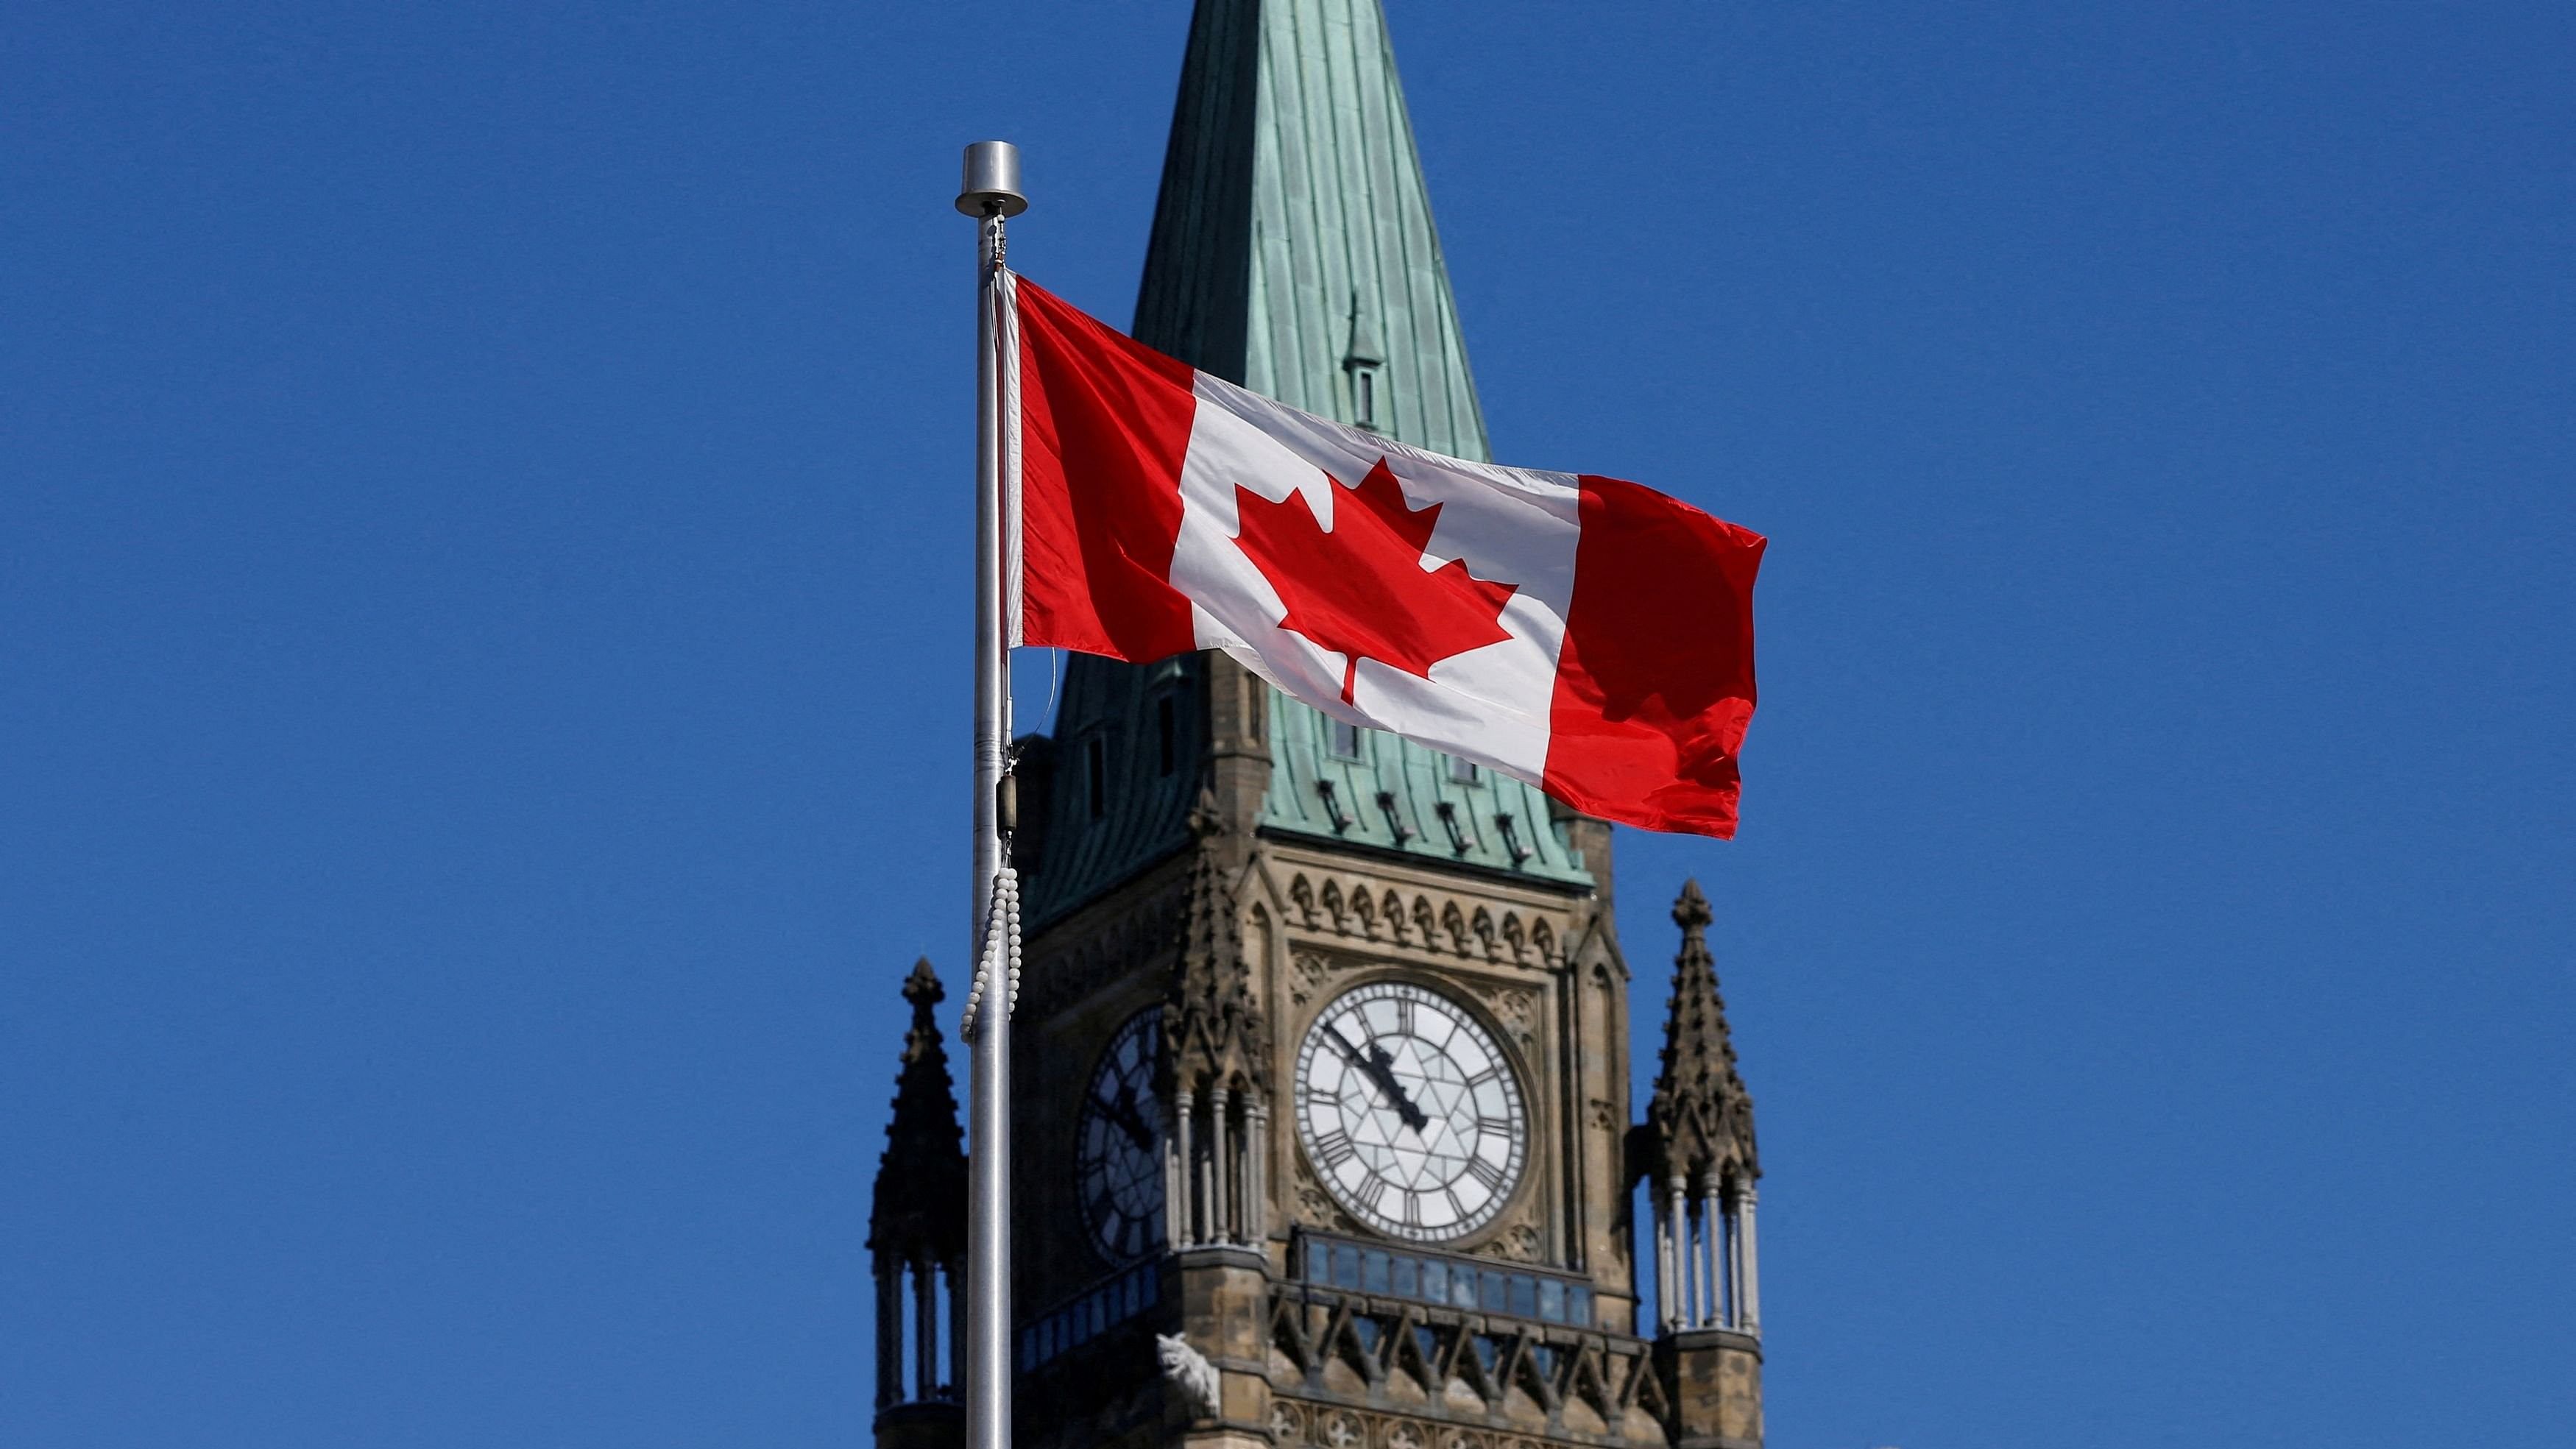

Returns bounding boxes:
[1469,980,1540,1046]
[1288,948,1335,1007]
[1276,874,1576,971]
[1588,1097,1620,1131]
[1267,1276,1691,1437]
[1294,1183,1364,1236]
[1156,1331,1220,1419]
[1472,1221,1543,1263]
[1260,1404,1654,1449]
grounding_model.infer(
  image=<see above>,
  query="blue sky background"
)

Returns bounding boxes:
[5,3,2571,1446]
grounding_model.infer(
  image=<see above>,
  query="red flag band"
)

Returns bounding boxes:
[1012,276,1763,839]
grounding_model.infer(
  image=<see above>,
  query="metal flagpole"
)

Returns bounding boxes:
[956,140,1025,1449]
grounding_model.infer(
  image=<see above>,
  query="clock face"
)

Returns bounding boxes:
[1075,1007,1167,1263]
[1294,980,1528,1242]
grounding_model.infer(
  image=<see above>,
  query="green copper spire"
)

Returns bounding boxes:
[1136,0,1490,455]
[1022,0,1589,925]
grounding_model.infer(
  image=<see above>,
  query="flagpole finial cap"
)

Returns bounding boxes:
[955,141,1027,218]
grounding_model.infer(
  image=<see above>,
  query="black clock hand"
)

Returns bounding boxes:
[1331,1025,1429,1133]
[1097,1084,1155,1152]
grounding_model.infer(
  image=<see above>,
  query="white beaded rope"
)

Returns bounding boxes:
[958,865,1021,1041]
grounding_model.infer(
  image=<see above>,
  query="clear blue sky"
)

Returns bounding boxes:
[4,3,2569,1446]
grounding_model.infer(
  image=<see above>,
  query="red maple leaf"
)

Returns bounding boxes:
[1232,458,1518,704]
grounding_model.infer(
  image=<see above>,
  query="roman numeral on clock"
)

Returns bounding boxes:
[1314,1129,1354,1167]
[1465,1154,1507,1192]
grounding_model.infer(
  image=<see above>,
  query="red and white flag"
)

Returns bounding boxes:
[1008,277,1764,839]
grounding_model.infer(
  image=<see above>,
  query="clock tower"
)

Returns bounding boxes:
[867,5,1767,1449]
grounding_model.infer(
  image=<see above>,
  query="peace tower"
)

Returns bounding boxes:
[869,5,1767,1449]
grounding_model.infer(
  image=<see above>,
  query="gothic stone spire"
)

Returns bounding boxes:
[1164,793,1270,1095]
[868,958,968,1262]
[1647,881,1758,1184]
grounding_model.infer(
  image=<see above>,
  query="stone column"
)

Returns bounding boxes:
[1719,1186,1739,1330]
[1696,1170,1723,1329]
[1689,1185,1713,1325]
[1663,1175,1688,1329]
[913,1254,939,1397]
[1245,1096,1270,1244]
[874,1258,903,1407]
[1653,1192,1674,1331]
[1208,1085,1233,1243]
[945,1256,965,1392]
[1735,1178,1761,1335]
[1172,1088,1195,1247]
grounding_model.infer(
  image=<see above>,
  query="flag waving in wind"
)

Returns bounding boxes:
[1008,276,1765,839]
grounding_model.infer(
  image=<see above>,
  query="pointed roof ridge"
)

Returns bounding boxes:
[869,957,968,1258]
[1647,879,1758,1181]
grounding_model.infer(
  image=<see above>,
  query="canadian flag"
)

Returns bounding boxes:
[1010,277,1764,839]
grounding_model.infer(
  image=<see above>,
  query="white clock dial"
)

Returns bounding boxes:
[1294,981,1528,1242]
[1074,1008,1167,1263]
